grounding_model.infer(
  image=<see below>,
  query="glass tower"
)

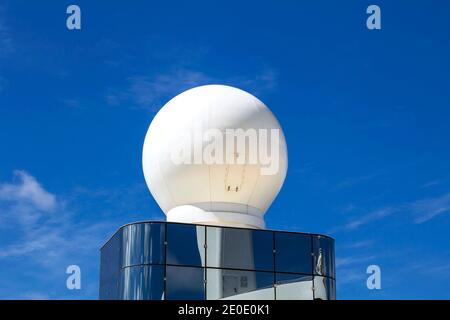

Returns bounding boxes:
[99,221,335,300]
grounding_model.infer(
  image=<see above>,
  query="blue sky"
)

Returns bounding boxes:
[0,0,450,299]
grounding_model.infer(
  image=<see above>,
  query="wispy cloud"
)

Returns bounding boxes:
[230,68,278,94]
[0,171,115,298]
[0,6,13,56]
[409,192,450,224]
[336,254,377,268]
[401,252,450,280]
[106,68,211,110]
[333,190,450,233]
[105,67,278,111]
[341,240,374,249]
[0,171,111,261]
[421,180,440,188]
[410,261,450,275]
[0,170,56,211]
[335,255,376,287]
[335,207,397,232]
[292,162,316,175]
[342,204,359,213]
[58,98,82,109]
[0,6,12,93]
[336,268,367,286]
[334,172,382,190]
[0,170,57,227]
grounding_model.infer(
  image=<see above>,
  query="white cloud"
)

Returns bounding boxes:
[334,172,382,190]
[410,192,450,224]
[58,98,81,109]
[0,170,56,213]
[106,69,211,110]
[340,207,397,231]
[131,69,210,106]
[334,191,450,233]
[0,170,115,299]
[421,180,440,188]
[336,254,377,268]
[342,240,374,249]
[336,268,367,286]
[231,68,278,94]
[105,67,278,110]
[335,255,379,287]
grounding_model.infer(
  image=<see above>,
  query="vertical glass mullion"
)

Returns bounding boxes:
[273,231,276,300]
[204,225,207,300]
[311,234,315,300]
[163,222,167,300]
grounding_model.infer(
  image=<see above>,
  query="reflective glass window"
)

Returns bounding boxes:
[121,223,165,267]
[275,273,313,300]
[207,269,274,300]
[312,236,335,277]
[166,266,205,300]
[313,276,335,300]
[99,231,121,300]
[119,265,164,300]
[206,227,273,271]
[166,223,205,266]
[275,232,312,274]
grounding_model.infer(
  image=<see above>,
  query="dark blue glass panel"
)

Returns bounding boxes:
[275,232,312,274]
[99,230,122,300]
[206,227,273,271]
[119,265,164,300]
[329,279,336,300]
[121,223,165,267]
[312,236,335,278]
[166,266,205,300]
[166,223,205,266]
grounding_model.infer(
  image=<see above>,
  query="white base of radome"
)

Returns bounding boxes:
[166,204,265,229]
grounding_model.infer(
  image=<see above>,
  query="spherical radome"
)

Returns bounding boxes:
[142,85,288,229]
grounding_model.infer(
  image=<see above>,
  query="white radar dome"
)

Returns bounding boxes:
[142,85,287,229]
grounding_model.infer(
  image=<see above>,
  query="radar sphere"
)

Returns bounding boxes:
[142,85,287,229]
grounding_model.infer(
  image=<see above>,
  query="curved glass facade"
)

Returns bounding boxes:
[99,221,336,300]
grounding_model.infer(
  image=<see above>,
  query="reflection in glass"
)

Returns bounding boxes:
[166,266,205,300]
[207,227,273,271]
[313,236,335,277]
[99,231,121,300]
[122,223,165,267]
[167,224,205,266]
[119,265,164,300]
[275,273,313,300]
[313,276,335,300]
[275,232,312,274]
[207,269,274,300]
